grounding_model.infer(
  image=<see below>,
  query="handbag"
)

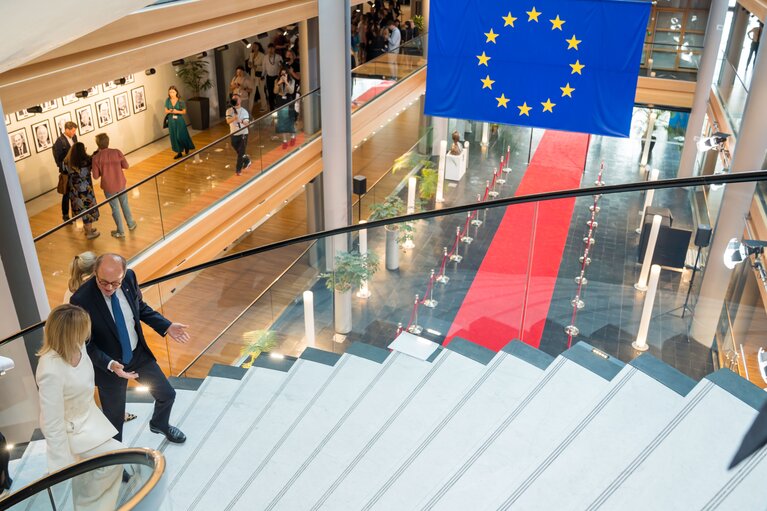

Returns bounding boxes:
[162,114,170,129]
[57,173,68,194]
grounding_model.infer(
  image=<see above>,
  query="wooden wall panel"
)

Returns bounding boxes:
[635,76,696,109]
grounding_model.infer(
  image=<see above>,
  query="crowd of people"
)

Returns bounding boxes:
[351,1,419,66]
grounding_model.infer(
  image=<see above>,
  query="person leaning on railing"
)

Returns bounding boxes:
[36,304,124,511]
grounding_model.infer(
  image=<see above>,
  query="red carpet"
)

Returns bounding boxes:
[445,131,590,351]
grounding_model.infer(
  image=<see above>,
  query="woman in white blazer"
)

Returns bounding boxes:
[36,304,124,511]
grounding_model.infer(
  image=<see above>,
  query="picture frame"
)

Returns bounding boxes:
[75,105,95,135]
[114,92,131,120]
[54,112,73,137]
[131,86,147,114]
[4,115,9,126]
[62,93,79,105]
[31,119,54,153]
[8,128,31,162]
[125,74,135,84]
[15,109,34,122]
[41,99,58,112]
[95,99,113,128]
[102,81,117,92]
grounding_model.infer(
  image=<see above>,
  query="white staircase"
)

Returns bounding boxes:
[6,340,767,511]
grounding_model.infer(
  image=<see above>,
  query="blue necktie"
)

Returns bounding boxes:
[110,293,133,364]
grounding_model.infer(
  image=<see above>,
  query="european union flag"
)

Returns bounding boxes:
[424,0,651,137]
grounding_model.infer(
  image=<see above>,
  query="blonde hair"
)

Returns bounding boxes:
[68,251,97,293]
[39,304,91,364]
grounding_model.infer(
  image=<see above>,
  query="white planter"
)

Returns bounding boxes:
[385,228,399,270]
[334,289,352,334]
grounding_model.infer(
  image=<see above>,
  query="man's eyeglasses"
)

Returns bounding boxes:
[96,276,124,289]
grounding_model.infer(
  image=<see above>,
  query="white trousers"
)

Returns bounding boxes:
[71,438,124,511]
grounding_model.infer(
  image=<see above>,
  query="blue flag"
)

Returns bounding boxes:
[424,0,651,137]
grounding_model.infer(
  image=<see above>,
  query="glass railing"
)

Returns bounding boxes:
[32,34,429,307]
[0,448,164,510]
[715,58,749,136]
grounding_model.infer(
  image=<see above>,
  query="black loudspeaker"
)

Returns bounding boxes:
[695,224,712,248]
[353,175,367,196]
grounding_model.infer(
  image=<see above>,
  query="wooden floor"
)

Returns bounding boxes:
[33,102,425,377]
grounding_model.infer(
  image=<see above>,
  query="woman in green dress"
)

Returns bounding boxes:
[165,86,195,159]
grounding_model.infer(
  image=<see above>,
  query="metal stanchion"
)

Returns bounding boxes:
[461,213,473,244]
[471,193,483,227]
[450,227,463,262]
[408,294,423,334]
[423,270,438,308]
[496,160,506,185]
[436,247,450,284]
[503,145,512,173]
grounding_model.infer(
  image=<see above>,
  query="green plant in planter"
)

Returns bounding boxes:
[369,195,419,245]
[419,162,438,200]
[322,250,380,292]
[412,15,425,33]
[240,330,278,368]
[176,59,213,99]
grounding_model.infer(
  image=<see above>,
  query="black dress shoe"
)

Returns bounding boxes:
[173,152,183,159]
[122,469,131,482]
[149,424,186,443]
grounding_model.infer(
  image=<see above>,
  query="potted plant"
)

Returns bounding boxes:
[369,195,415,271]
[176,58,213,130]
[418,161,438,201]
[322,250,380,334]
[240,330,278,368]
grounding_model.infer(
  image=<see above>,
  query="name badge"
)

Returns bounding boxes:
[172,115,179,120]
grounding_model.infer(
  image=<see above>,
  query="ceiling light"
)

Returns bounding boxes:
[215,45,229,52]
[75,90,89,98]
[196,51,208,58]
[114,78,127,85]
[172,59,185,66]
[27,106,43,114]
[241,39,252,48]
[723,238,767,270]
[145,68,156,75]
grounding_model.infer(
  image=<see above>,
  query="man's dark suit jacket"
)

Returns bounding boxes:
[52,134,76,174]
[70,269,170,373]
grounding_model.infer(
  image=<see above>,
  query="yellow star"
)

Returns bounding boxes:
[527,7,541,22]
[570,60,585,74]
[477,52,491,66]
[502,12,518,27]
[560,83,575,97]
[485,29,499,43]
[541,98,556,112]
[517,102,532,116]
[481,75,495,89]
[550,15,565,30]
[566,35,581,50]
[496,94,510,108]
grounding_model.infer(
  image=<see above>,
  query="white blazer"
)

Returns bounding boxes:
[36,343,117,473]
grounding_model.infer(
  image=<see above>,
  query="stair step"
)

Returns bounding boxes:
[312,348,497,511]
[188,357,339,511]
[161,362,290,509]
[494,363,685,510]
[586,376,763,509]
[222,352,391,509]
[418,352,615,510]
[365,347,546,510]
[264,351,445,510]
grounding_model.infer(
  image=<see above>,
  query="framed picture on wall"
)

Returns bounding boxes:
[125,74,135,84]
[41,99,58,112]
[4,115,9,126]
[62,93,78,105]
[31,119,54,153]
[86,86,99,97]
[131,86,147,114]
[8,128,31,162]
[102,81,117,92]
[114,92,130,120]
[96,99,113,127]
[76,105,95,135]
[15,109,34,122]
[54,112,72,137]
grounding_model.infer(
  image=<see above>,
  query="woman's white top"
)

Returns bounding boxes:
[36,343,118,472]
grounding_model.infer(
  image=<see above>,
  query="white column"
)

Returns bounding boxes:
[635,215,663,291]
[436,140,447,203]
[0,98,48,443]
[357,221,371,298]
[407,176,417,214]
[481,123,489,147]
[431,116,448,156]
[636,168,659,233]
[303,291,316,347]
[677,0,729,178]
[634,265,661,351]
[691,31,767,347]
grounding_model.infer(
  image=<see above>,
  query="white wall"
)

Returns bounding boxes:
[10,62,183,200]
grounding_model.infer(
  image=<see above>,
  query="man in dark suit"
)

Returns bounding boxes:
[71,253,190,444]
[52,121,77,221]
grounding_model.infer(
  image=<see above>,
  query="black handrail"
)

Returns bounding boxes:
[4,168,767,348]
[0,448,164,510]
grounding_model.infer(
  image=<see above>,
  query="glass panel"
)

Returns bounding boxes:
[655,0,685,8]
[687,0,711,8]
[656,11,684,31]
[715,59,749,135]
[686,11,708,32]
[654,32,683,45]
[682,32,705,47]
[651,50,679,69]
[679,51,701,69]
